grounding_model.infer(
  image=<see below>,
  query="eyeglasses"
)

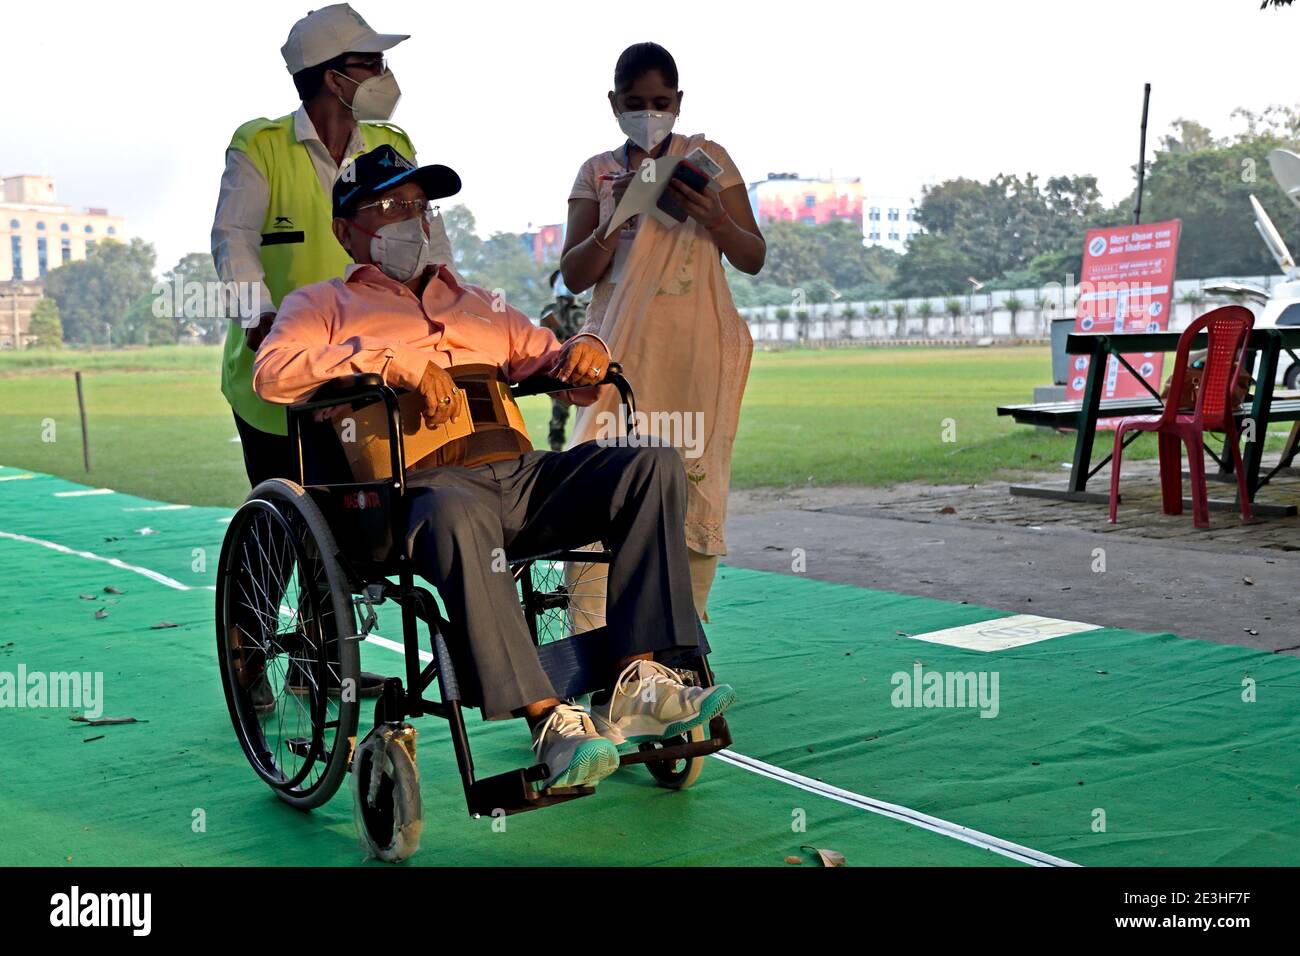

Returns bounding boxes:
[355,198,440,218]
[340,55,386,75]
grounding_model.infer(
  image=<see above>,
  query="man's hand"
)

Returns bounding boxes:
[243,312,276,351]
[549,336,610,387]
[416,361,462,427]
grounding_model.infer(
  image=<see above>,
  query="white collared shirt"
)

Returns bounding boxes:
[210,104,451,323]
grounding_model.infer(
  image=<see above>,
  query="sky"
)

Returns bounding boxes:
[4,0,1299,272]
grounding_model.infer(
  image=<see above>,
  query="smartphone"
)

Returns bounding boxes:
[656,160,710,223]
[684,147,724,181]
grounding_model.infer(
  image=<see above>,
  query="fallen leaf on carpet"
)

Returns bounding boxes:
[150,621,179,629]
[801,844,847,867]
[78,594,97,601]
[71,716,144,726]
[1243,577,1255,586]
[94,609,108,620]
[938,506,956,514]
[104,585,123,594]
[784,856,803,865]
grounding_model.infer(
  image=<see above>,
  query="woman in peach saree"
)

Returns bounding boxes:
[559,42,766,624]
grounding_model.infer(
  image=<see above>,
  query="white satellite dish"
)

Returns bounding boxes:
[1250,194,1296,275]
[1268,149,1300,214]
[1203,280,1270,304]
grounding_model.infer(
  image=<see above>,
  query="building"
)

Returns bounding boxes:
[0,281,43,348]
[747,173,863,228]
[746,173,924,254]
[1,175,127,282]
[863,191,922,255]
[520,223,565,264]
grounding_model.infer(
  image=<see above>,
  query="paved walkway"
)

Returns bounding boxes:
[724,456,1300,654]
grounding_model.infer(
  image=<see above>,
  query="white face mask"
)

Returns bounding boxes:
[618,110,676,152]
[364,215,431,282]
[334,69,401,121]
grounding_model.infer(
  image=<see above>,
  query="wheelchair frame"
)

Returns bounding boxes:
[222,365,731,820]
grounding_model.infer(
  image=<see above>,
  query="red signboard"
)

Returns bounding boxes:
[1064,220,1181,411]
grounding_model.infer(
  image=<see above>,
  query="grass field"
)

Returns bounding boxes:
[0,343,1182,508]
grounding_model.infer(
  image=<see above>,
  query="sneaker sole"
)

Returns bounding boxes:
[545,739,621,789]
[614,685,737,750]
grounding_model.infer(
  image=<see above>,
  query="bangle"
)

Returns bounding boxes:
[705,211,728,232]
[592,232,613,253]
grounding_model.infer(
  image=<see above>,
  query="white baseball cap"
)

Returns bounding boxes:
[281,4,409,74]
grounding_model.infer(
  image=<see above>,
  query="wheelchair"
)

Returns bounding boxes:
[214,365,732,855]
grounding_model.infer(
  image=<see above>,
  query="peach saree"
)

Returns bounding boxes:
[568,133,753,617]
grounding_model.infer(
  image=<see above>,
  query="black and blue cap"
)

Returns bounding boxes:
[332,145,461,218]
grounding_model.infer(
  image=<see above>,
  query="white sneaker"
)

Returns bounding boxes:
[530,703,620,789]
[590,659,736,749]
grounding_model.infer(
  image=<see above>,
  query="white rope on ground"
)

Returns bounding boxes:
[0,529,190,591]
[712,749,1078,867]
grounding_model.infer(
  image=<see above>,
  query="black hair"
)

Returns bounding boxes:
[292,52,353,102]
[613,42,678,93]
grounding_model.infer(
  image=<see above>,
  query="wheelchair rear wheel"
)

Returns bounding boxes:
[216,479,360,810]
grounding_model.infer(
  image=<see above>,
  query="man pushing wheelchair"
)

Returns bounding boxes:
[250,145,735,791]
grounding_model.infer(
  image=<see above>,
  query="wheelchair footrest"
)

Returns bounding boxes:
[617,716,732,768]
[466,766,595,818]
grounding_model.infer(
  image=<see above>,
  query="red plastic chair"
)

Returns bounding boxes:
[1107,305,1254,529]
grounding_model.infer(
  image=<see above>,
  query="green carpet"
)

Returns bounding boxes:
[1,463,1297,866]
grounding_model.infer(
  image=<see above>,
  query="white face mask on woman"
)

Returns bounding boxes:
[618,110,676,152]
[333,69,402,121]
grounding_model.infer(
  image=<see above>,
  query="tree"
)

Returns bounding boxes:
[42,238,157,345]
[890,172,1104,297]
[889,233,975,298]
[1160,118,1222,154]
[945,298,962,335]
[439,205,555,317]
[161,252,224,344]
[916,300,933,334]
[26,298,63,348]
[891,301,908,338]
[122,291,178,345]
[1004,295,1024,335]
[728,218,899,306]
[1129,122,1300,277]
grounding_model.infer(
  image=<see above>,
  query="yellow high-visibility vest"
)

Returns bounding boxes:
[220,114,415,435]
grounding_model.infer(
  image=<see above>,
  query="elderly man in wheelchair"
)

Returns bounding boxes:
[226,145,734,820]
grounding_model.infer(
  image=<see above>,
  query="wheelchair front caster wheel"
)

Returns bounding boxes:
[352,723,423,863]
[645,724,706,790]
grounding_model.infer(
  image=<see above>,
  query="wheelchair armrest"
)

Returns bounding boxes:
[512,362,636,423]
[289,373,403,416]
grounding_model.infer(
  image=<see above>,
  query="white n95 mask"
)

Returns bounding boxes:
[618,110,676,152]
[335,69,402,121]
[366,216,430,283]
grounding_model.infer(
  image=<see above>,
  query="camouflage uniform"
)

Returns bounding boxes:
[541,292,588,451]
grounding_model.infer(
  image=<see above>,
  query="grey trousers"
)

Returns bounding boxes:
[404,441,700,720]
